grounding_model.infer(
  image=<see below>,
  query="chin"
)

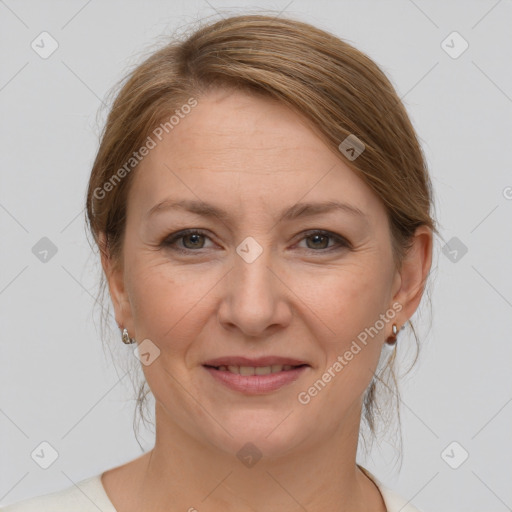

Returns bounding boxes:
[202,410,314,461]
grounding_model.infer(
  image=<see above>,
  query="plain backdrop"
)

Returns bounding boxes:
[1,1,511,511]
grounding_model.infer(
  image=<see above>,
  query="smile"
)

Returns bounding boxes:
[211,364,303,375]
[202,364,309,394]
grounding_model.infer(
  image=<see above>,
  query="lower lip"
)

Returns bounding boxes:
[203,365,309,394]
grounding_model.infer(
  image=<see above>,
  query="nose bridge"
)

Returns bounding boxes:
[233,234,276,306]
[219,234,288,335]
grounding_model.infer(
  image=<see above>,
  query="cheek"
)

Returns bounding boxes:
[125,259,212,353]
[296,258,393,390]
[288,257,392,343]
[299,268,390,418]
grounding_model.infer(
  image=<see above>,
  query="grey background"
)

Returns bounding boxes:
[1,1,511,511]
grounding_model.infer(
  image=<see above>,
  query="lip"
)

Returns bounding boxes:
[203,365,309,394]
[202,356,309,367]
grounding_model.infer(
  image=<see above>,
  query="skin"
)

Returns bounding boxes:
[100,88,432,512]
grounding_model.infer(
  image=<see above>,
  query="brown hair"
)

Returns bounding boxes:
[85,13,436,457]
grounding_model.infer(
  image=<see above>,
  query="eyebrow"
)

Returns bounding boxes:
[146,198,368,224]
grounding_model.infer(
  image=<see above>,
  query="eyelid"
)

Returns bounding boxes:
[163,229,217,251]
[296,229,350,247]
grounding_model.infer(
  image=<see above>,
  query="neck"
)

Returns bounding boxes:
[126,402,386,512]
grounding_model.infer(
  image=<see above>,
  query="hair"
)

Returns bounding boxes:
[85,13,437,463]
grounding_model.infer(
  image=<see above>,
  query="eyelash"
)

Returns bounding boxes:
[162,229,350,254]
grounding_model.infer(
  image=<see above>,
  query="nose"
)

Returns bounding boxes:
[217,241,292,338]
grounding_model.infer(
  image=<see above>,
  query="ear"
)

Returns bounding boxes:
[99,232,134,334]
[391,225,433,323]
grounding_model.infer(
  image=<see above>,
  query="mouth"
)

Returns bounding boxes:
[201,357,310,394]
[203,363,309,375]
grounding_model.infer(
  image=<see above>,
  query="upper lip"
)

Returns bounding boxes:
[203,356,309,367]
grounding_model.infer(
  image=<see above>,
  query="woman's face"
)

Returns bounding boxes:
[106,88,421,458]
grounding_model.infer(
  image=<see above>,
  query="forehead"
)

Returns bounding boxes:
[128,89,384,221]
[160,89,329,167]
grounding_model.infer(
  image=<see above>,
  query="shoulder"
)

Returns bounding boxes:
[0,475,117,512]
[377,485,425,512]
[358,465,426,512]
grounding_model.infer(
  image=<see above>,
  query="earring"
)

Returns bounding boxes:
[386,323,399,346]
[121,328,136,345]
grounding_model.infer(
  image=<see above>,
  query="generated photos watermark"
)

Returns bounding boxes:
[297,301,403,405]
[93,97,198,201]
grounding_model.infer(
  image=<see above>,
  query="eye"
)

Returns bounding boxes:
[162,229,350,254]
[162,229,213,252]
[296,230,350,252]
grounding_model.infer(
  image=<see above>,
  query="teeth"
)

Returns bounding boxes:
[255,366,272,375]
[216,364,298,375]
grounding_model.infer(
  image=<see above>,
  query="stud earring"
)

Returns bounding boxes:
[386,323,399,346]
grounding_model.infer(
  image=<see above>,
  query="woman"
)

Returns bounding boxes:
[3,14,434,512]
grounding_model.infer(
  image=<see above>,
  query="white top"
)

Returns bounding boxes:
[1,467,424,512]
